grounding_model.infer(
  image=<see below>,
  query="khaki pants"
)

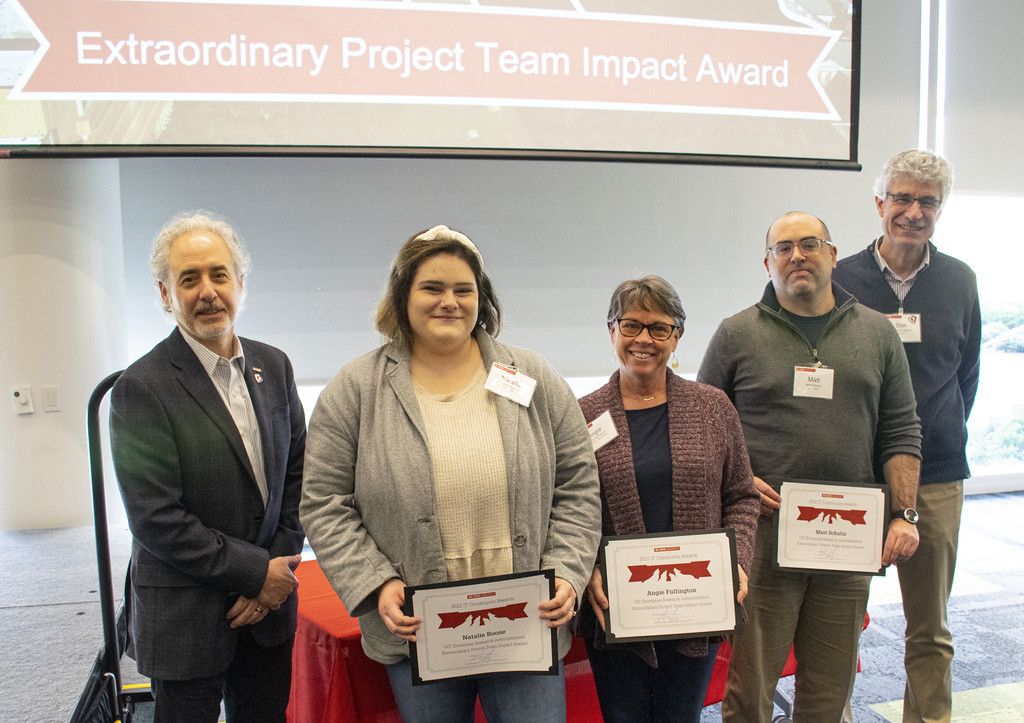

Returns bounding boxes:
[897,480,963,723]
[723,519,870,723]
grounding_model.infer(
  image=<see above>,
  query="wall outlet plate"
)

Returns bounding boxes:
[12,386,34,414]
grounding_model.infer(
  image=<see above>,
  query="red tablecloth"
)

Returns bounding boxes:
[286,560,798,722]
[286,560,401,723]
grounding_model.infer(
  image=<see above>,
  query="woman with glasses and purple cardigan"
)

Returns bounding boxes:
[577,275,760,723]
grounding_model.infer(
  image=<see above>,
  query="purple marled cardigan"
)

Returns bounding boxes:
[577,368,759,665]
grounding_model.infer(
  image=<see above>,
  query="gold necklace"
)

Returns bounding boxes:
[624,389,664,402]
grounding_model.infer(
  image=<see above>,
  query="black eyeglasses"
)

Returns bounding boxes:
[766,237,833,259]
[615,318,679,341]
[886,192,941,211]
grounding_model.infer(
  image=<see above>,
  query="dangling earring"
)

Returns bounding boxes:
[670,353,679,370]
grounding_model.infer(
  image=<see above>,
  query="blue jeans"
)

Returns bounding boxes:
[586,638,719,723]
[386,658,566,723]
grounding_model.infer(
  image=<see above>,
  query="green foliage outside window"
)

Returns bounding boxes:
[970,303,1024,466]
[969,417,1024,465]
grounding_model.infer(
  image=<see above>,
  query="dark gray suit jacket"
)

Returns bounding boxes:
[110,328,306,680]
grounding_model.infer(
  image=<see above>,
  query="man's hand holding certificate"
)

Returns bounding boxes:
[774,480,888,575]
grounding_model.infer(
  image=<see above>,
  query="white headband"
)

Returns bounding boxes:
[413,225,483,266]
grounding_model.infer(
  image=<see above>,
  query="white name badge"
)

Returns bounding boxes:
[887,313,922,343]
[587,410,619,452]
[793,366,834,400]
[485,363,537,407]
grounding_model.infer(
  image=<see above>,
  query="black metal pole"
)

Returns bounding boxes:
[86,371,124,715]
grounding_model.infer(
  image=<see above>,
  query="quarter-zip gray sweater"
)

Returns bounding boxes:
[697,282,921,487]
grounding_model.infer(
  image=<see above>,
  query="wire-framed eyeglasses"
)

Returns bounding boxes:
[614,318,679,341]
[766,237,833,259]
[885,192,941,211]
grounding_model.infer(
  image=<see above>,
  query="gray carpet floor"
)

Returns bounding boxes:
[3,492,1023,722]
[0,523,134,723]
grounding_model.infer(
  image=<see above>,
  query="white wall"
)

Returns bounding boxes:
[0,160,127,529]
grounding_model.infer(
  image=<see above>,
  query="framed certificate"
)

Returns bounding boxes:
[405,570,558,685]
[600,530,740,643]
[774,480,889,575]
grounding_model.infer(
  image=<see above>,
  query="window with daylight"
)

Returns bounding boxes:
[933,195,1024,487]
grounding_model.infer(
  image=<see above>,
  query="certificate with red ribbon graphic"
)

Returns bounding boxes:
[406,570,557,684]
[600,530,739,643]
[774,480,888,575]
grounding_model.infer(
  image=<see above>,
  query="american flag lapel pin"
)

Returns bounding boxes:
[252,366,263,383]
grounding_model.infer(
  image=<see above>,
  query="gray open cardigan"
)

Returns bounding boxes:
[300,330,601,664]
[577,368,759,665]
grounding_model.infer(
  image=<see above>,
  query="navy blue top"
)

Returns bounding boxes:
[626,403,673,533]
[783,308,835,349]
[834,241,981,485]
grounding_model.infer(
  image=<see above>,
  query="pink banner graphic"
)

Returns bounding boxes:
[12,0,839,117]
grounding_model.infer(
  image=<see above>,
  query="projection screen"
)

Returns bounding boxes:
[0,0,860,167]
